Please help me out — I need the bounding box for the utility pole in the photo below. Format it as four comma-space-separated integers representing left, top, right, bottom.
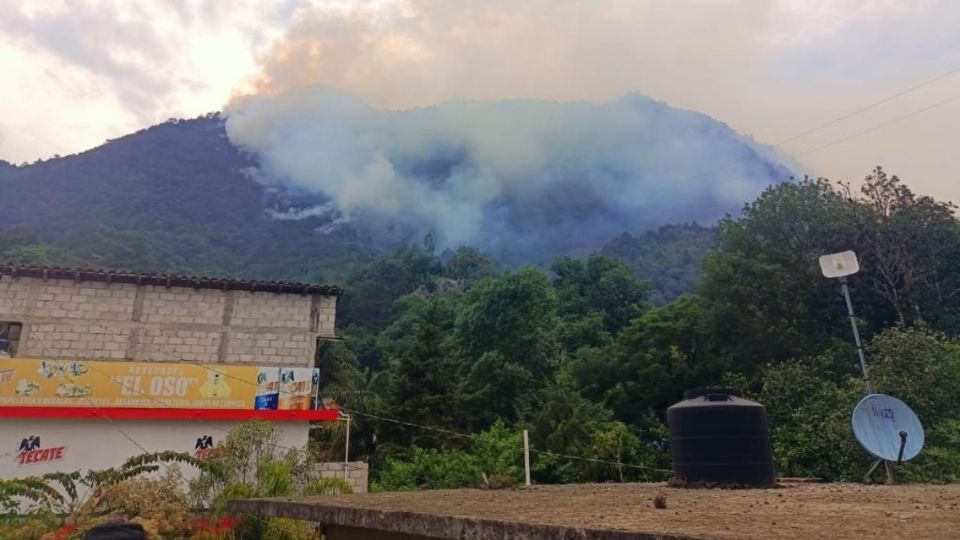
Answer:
840, 276, 874, 394
523, 429, 531, 487
819, 251, 873, 394
341, 413, 351, 470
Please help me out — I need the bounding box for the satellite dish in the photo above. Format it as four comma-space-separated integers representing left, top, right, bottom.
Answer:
819, 251, 860, 279
852, 394, 924, 463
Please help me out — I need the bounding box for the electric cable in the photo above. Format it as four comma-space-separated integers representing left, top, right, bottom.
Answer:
797, 92, 960, 156
779, 64, 960, 145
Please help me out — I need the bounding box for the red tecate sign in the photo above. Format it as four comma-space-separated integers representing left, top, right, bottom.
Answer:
17, 435, 65, 466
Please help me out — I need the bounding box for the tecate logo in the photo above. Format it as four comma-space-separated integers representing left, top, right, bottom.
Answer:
194, 435, 214, 459
17, 436, 65, 466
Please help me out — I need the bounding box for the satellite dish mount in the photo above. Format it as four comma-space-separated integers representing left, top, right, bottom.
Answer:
851, 393, 925, 484
820, 251, 926, 484
818, 251, 873, 394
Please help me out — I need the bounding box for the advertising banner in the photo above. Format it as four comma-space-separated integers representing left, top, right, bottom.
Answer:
254, 367, 281, 410
0, 358, 301, 410
278, 367, 314, 410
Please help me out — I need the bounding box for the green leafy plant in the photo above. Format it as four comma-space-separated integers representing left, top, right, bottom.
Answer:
189, 421, 352, 540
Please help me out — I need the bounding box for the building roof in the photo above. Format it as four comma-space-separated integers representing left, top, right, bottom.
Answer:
231, 482, 960, 540
0, 264, 342, 297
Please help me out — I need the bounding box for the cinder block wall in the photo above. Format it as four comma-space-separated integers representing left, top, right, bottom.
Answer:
310, 462, 369, 494
0, 276, 338, 366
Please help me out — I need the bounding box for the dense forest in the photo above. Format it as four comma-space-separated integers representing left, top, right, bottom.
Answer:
0, 115, 372, 281
2, 117, 958, 485
306, 168, 960, 487
0, 114, 720, 302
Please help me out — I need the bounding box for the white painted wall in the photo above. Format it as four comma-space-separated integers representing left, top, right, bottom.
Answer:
0, 419, 310, 482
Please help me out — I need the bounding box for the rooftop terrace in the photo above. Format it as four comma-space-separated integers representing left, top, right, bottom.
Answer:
231, 481, 960, 539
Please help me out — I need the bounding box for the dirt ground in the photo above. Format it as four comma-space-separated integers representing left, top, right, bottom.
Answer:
297, 481, 960, 539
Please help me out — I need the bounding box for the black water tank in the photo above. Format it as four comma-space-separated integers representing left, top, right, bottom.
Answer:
667, 388, 776, 487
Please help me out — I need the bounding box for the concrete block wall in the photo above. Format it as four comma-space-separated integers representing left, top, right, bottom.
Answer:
28, 321, 130, 360
226, 331, 312, 365
138, 328, 221, 363
309, 462, 369, 494
232, 292, 312, 330
0, 275, 338, 366
141, 286, 225, 326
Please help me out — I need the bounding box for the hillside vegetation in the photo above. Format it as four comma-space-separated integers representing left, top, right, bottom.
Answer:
2, 114, 957, 485
311, 169, 960, 486
0, 115, 716, 300
0, 115, 371, 282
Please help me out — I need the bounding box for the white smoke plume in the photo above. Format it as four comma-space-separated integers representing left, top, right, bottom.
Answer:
226, 86, 791, 260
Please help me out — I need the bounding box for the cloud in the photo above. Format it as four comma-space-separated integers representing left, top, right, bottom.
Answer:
0, 0, 302, 161
226, 86, 791, 260
0, 2, 179, 117
2, 0, 959, 204
244, 1, 775, 109
241, 0, 960, 202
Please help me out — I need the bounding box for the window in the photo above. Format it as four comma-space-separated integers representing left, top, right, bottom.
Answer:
0, 322, 21, 358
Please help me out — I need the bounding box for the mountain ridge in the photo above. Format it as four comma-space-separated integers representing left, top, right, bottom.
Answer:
0, 91, 792, 298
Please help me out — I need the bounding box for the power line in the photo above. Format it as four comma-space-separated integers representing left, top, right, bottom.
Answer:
73, 351, 329, 458
342, 407, 475, 440
797, 92, 960, 156
343, 407, 673, 474
28, 346, 671, 477
61, 344, 367, 470
779, 64, 960, 146
528, 448, 672, 475
45, 354, 175, 472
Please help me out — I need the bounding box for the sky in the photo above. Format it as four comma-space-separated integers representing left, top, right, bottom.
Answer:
1, 0, 958, 202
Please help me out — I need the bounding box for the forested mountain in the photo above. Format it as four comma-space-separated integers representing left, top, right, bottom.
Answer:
3, 111, 960, 486
0, 91, 791, 299
225, 89, 793, 264
0, 115, 373, 282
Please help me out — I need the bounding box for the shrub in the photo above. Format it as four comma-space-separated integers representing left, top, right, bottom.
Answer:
302, 478, 352, 496
263, 518, 314, 540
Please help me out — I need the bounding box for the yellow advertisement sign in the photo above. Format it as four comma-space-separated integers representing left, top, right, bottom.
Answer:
0, 358, 299, 410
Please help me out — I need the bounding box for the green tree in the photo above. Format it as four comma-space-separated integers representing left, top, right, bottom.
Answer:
456, 268, 560, 426
338, 246, 441, 332
551, 255, 650, 334
383, 295, 464, 449
867, 328, 960, 483
759, 356, 866, 480
571, 295, 714, 426
518, 366, 665, 484
869, 327, 960, 422
442, 246, 495, 282
599, 223, 718, 304
0, 228, 71, 266
698, 178, 861, 375
848, 167, 960, 330
372, 421, 522, 491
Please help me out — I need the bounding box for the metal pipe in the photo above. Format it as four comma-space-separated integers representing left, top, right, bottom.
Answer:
841, 277, 874, 394
897, 431, 908, 465
343, 413, 351, 466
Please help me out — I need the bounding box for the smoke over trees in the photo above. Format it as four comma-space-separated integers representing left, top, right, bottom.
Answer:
226, 86, 793, 262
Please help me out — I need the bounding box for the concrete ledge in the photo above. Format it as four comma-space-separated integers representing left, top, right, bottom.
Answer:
228, 482, 960, 540
229, 497, 691, 539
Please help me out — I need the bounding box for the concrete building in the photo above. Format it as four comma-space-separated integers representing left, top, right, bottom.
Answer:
0, 264, 339, 364
0, 264, 367, 492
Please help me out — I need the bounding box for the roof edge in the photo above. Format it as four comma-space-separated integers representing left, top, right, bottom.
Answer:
0, 264, 343, 297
